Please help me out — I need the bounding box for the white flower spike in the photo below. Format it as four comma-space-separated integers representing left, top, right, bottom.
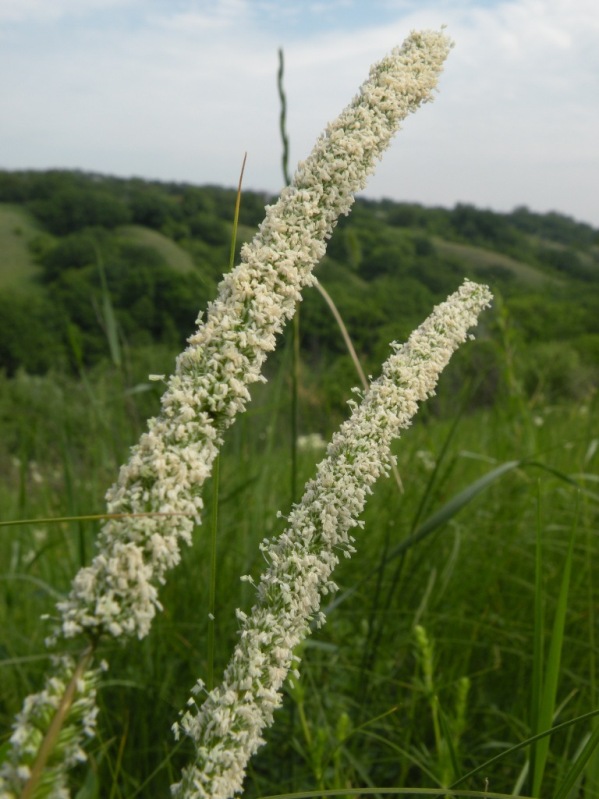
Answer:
56, 28, 453, 644
171, 279, 492, 799
2, 28, 455, 799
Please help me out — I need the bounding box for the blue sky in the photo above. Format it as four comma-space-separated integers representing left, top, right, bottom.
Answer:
1, 0, 598, 226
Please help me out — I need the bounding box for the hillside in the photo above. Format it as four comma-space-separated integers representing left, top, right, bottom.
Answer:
431, 237, 560, 287
0, 168, 598, 407
117, 225, 195, 275
0, 203, 44, 290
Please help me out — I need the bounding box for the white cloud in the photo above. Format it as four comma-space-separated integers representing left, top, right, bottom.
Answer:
0, 0, 134, 24
0, 0, 598, 225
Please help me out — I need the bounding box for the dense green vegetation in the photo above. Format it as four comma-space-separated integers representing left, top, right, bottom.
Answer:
1, 169, 598, 411
0, 169, 598, 798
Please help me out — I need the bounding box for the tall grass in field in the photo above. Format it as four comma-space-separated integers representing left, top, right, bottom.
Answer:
1, 25, 598, 799
2, 370, 598, 797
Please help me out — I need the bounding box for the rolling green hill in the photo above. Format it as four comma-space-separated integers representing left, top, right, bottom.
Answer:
0, 203, 44, 290
0, 169, 598, 405
117, 225, 195, 274
1, 173, 598, 799
432, 236, 560, 287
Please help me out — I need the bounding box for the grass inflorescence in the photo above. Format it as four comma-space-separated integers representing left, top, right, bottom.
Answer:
1, 26, 598, 799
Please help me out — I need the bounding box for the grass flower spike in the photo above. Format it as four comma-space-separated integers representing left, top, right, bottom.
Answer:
0, 653, 100, 799
171, 279, 493, 799
57, 28, 453, 643
2, 28, 453, 799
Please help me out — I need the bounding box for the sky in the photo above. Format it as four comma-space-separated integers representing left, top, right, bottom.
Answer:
1, 0, 599, 227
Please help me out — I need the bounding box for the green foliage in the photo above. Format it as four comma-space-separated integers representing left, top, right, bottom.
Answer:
538, 245, 597, 282
0, 290, 67, 375
117, 226, 195, 274
0, 273, 598, 797
39, 229, 105, 280
30, 186, 130, 235
510, 205, 599, 248
0, 203, 44, 289
1, 152, 598, 798
128, 183, 181, 230
1, 167, 599, 411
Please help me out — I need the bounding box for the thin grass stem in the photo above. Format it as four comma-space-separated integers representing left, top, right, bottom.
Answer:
19, 644, 95, 799
207, 455, 220, 692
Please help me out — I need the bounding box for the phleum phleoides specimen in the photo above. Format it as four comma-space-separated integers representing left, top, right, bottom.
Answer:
171, 280, 492, 799
56, 28, 454, 645
0, 29, 492, 799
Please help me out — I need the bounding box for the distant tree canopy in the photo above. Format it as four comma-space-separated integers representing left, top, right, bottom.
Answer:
0, 169, 598, 406
30, 187, 131, 235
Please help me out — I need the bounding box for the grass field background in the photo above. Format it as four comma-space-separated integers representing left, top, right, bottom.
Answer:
0, 204, 44, 290
0, 169, 598, 798
1, 329, 597, 798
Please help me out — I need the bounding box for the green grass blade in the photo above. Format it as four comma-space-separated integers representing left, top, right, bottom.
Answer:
389, 460, 521, 559
228, 152, 247, 271
276, 46, 300, 506
290, 309, 300, 506
437, 703, 461, 783
532, 511, 576, 797
258, 789, 539, 799
95, 247, 122, 369
552, 723, 599, 799
277, 48, 292, 187
451, 710, 599, 791
324, 460, 522, 615
207, 455, 220, 692
0, 573, 64, 601
583, 520, 599, 799
408, 401, 467, 534
0, 511, 191, 530
387, 460, 590, 569
528, 481, 545, 795
326, 458, 588, 618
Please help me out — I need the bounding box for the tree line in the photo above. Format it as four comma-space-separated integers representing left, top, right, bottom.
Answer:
1, 169, 598, 408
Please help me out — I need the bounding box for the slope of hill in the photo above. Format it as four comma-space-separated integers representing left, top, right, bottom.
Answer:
432, 237, 560, 287
0, 168, 597, 405
0, 203, 44, 290
117, 225, 195, 274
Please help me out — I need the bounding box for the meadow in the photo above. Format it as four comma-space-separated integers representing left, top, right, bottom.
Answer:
1, 337, 598, 798
1, 28, 599, 799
